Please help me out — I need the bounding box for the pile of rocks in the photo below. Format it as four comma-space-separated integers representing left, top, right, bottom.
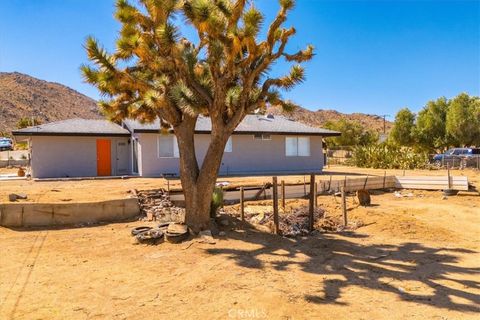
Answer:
135, 189, 185, 223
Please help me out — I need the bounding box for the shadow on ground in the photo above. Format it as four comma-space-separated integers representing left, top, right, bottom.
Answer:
206, 226, 480, 313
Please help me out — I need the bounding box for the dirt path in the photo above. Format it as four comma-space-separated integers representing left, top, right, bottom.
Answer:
1, 188, 479, 319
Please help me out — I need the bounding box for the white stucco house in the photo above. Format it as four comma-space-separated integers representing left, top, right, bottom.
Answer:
12, 114, 340, 179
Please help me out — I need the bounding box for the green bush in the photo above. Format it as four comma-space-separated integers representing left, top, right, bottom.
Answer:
350, 143, 429, 169
210, 186, 224, 218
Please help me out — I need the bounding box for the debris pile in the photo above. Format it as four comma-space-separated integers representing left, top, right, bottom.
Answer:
243, 206, 325, 237
135, 189, 185, 223
279, 206, 325, 236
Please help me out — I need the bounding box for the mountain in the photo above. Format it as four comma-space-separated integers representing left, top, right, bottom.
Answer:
0, 72, 392, 136
0, 72, 101, 134
266, 105, 392, 133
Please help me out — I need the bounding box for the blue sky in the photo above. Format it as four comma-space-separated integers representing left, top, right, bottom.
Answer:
0, 0, 479, 117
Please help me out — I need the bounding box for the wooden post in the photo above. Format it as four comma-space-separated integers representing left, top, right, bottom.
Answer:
314, 182, 318, 208
303, 176, 307, 196
309, 174, 315, 232
383, 171, 387, 189
281, 180, 286, 210
363, 175, 369, 190
240, 187, 245, 222
328, 175, 332, 191
447, 166, 451, 189
167, 179, 170, 196
272, 177, 280, 235
341, 186, 347, 226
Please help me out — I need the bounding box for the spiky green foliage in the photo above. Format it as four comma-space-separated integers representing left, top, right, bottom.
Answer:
82, 0, 314, 229
82, 0, 313, 128
350, 143, 429, 170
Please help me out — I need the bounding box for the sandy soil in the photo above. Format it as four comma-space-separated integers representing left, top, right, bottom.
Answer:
1, 166, 477, 203
1, 180, 479, 319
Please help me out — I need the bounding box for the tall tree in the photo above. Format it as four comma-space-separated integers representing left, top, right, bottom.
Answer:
446, 93, 480, 146
324, 119, 377, 147
82, 0, 313, 230
389, 108, 415, 146
414, 97, 448, 150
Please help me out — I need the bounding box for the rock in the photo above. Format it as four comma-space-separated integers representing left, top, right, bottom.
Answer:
8, 194, 17, 202
198, 230, 216, 244
146, 211, 155, 221
219, 218, 230, 226
208, 219, 220, 236
219, 231, 226, 236
17, 168, 25, 177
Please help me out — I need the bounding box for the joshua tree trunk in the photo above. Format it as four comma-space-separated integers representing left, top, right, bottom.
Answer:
175, 118, 229, 232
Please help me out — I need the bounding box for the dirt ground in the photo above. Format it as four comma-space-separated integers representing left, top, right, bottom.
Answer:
0, 168, 479, 319
1, 165, 478, 203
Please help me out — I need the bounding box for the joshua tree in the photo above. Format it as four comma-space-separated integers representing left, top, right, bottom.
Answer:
82, 0, 313, 231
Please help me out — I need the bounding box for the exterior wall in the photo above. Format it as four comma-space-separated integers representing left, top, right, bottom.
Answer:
30, 136, 131, 178
137, 133, 324, 177
0, 198, 140, 227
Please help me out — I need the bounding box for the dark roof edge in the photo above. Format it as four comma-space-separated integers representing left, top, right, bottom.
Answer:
11, 132, 131, 137
133, 129, 340, 137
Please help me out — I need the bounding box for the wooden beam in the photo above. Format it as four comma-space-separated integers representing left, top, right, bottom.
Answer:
309, 174, 315, 232
341, 186, 347, 226
272, 177, 280, 235
240, 186, 245, 222
281, 180, 286, 210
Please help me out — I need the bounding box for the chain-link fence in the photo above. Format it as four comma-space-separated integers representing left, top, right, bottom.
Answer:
430, 154, 480, 170
325, 147, 480, 170
325, 147, 354, 166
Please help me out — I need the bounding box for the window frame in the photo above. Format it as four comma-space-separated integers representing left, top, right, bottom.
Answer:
285, 136, 311, 157
253, 133, 272, 140
157, 135, 179, 158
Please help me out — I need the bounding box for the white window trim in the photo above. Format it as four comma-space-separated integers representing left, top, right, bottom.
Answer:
157, 135, 179, 158
285, 136, 311, 157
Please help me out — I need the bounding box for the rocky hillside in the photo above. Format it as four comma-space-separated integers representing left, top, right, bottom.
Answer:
0, 72, 101, 134
0, 72, 391, 135
267, 105, 392, 133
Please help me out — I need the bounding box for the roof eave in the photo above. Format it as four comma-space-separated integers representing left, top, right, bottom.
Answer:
11, 131, 131, 137
133, 129, 340, 136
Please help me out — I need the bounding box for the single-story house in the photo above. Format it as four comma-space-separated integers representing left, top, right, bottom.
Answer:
12, 114, 340, 178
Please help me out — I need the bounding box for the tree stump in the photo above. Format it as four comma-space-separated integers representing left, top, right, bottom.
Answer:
356, 190, 371, 206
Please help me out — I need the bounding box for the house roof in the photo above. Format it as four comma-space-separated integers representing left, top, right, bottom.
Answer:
12, 118, 131, 137
124, 114, 340, 137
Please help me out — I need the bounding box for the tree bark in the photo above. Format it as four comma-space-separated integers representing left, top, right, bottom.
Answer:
175, 118, 230, 232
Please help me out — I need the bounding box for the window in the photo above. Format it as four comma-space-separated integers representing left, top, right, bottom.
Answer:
132, 139, 139, 173
157, 135, 179, 158
225, 137, 232, 152
253, 133, 271, 140
285, 136, 310, 157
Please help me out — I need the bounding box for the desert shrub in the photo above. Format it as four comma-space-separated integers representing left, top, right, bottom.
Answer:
210, 187, 224, 218
350, 143, 429, 169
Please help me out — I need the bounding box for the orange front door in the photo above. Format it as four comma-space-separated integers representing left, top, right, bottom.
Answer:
96, 139, 111, 176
